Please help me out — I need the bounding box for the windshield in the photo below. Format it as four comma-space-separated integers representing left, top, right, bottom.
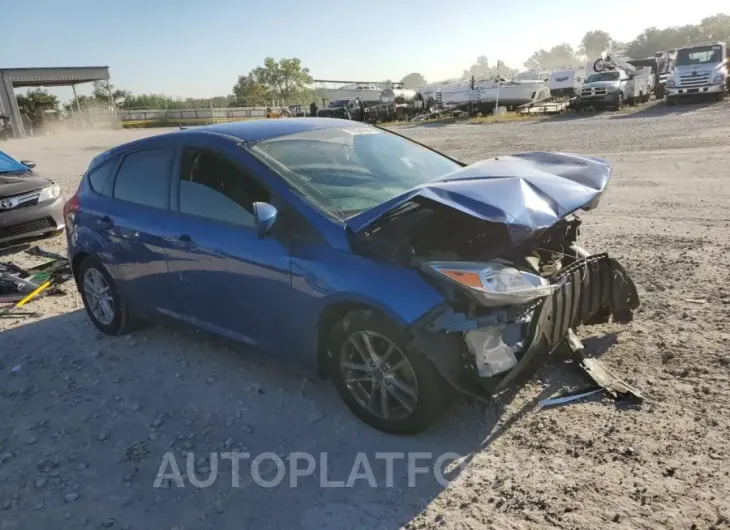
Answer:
0, 150, 29, 174
676, 45, 723, 66
586, 71, 620, 83
249, 126, 462, 217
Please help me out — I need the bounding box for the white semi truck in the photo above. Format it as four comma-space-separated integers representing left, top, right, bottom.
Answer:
665, 41, 728, 105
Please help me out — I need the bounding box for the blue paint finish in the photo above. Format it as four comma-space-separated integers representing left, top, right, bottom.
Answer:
207, 118, 358, 142
285, 240, 447, 362
162, 210, 292, 353
68, 120, 449, 370
68, 121, 606, 372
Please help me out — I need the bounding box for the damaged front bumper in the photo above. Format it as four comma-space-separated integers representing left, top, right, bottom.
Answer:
411, 253, 640, 398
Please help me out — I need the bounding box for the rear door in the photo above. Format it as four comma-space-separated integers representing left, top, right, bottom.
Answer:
102, 146, 176, 314
162, 143, 293, 354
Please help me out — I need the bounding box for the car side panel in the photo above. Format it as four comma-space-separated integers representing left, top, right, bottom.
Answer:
287, 240, 446, 366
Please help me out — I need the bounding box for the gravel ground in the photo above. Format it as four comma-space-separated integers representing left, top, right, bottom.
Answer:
1, 100, 730, 530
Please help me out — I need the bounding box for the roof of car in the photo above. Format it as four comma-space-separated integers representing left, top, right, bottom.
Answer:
88, 118, 364, 172
206, 117, 360, 142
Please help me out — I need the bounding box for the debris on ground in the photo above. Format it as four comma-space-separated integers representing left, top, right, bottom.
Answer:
0, 245, 72, 317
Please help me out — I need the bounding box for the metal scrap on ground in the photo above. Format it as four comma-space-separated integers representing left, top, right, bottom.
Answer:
0, 245, 72, 317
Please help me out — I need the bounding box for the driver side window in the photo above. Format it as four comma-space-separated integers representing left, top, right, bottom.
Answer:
178, 148, 270, 227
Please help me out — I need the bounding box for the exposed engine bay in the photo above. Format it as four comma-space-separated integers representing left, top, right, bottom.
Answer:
351, 196, 583, 276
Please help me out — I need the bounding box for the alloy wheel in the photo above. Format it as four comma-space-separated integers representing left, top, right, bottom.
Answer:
339, 330, 419, 421
83, 268, 115, 326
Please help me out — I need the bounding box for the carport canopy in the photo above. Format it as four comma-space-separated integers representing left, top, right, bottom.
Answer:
0, 66, 111, 137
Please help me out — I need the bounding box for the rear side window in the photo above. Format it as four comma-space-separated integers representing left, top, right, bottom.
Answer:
87, 161, 115, 195
113, 147, 174, 209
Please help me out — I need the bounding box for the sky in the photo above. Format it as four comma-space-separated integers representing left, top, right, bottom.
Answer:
1, 0, 727, 103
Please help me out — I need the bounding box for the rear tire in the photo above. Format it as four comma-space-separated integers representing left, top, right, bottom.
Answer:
328, 309, 451, 434
78, 256, 133, 335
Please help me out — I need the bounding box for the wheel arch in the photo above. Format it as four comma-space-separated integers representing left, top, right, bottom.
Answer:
315, 299, 413, 379
71, 251, 92, 284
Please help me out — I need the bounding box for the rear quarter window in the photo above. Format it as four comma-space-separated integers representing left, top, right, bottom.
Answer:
113, 147, 174, 209
87, 160, 116, 195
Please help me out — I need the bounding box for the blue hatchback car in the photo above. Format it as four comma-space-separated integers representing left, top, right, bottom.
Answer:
65, 119, 639, 433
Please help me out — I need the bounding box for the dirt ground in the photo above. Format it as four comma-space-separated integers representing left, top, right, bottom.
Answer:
2, 100, 730, 530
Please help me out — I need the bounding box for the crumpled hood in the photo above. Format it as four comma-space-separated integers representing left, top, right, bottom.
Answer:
346, 152, 612, 241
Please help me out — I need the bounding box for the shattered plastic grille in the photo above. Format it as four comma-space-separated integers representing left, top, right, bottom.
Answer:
547, 253, 613, 346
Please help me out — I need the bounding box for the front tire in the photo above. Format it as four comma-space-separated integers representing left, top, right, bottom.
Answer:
666, 96, 675, 106
78, 256, 133, 335
614, 92, 624, 111
328, 309, 450, 434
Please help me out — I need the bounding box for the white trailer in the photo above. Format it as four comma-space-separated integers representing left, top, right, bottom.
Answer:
548, 68, 586, 99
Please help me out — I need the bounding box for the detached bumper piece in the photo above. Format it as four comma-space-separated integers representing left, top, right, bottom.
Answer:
0, 245, 72, 318
489, 253, 640, 394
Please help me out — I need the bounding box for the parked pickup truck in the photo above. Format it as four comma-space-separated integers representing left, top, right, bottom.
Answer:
573, 64, 652, 111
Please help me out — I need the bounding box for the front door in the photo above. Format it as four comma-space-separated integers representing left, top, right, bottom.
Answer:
163, 144, 292, 354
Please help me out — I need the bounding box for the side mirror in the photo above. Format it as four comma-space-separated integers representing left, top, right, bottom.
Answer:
253, 202, 278, 238
21, 160, 36, 169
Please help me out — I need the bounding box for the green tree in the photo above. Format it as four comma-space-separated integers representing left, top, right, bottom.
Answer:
624, 14, 730, 58
63, 94, 94, 112
401, 72, 427, 89
122, 93, 183, 109
16, 89, 59, 116
248, 57, 313, 102
462, 55, 489, 79
699, 13, 730, 41
232, 75, 270, 106
460, 56, 517, 81
91, 80, 131, 107
579, 30, 613, 57
524, 43, 581, 70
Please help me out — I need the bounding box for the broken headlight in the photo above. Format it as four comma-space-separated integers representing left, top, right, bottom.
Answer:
425, 261, 557, 307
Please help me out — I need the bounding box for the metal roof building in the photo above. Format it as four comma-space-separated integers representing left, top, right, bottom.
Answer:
0, 66, 111, 138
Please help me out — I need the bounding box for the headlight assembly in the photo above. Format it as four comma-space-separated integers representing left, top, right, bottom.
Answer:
425, 261, 557, 307
666, 79, 676, 88
713, 75, 726, 84
38, 184, 61, 202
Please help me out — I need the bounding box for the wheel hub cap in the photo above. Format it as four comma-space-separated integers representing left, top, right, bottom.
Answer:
339, 330, 419, 421
83, 268, 115, 326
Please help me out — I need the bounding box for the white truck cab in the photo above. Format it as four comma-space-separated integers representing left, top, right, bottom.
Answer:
665, 42, 728, 105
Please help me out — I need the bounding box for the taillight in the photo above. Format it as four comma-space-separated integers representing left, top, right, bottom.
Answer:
63, 193, 80, 218
63, 193, 81, 234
